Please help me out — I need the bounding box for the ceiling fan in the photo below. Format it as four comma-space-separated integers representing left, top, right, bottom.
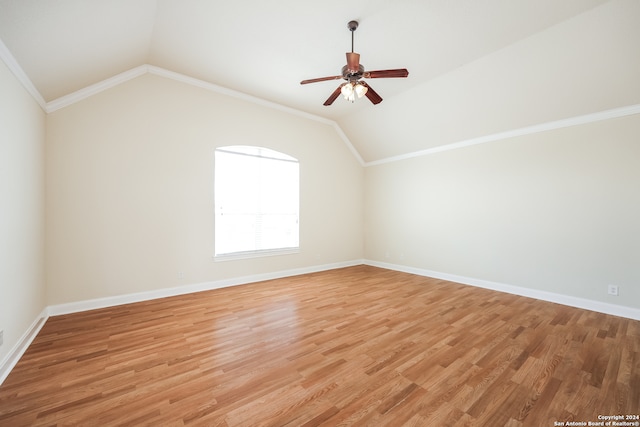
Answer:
300, 20, 409, 106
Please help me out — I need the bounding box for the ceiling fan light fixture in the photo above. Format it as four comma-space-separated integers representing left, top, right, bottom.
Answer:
341, 82, 367, 103
341, 82, 354, 101
355, 82, 368, 98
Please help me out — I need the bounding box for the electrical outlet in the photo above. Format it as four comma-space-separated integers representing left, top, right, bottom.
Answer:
607, 285, 619, 296
0, 330, 3, 346
178, 271, 185, 280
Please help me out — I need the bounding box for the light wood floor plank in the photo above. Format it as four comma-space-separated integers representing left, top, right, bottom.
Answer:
0, 265, 638, 426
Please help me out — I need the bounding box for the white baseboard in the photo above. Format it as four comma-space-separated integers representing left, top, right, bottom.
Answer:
5, 258, 636, 386
47, 259, 364, 316
0, 308, 49, 386
1, 260, 363, 385
364, 259, 640, 321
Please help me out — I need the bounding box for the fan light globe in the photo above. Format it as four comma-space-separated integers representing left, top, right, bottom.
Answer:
341, 82, 367, 103
341, 82, 354, 99
355, 83, 368, 98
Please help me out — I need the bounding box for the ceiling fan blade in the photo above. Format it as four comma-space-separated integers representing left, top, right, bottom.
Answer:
363, 68, 409, 79
300, 75, 343, 85
346, 52, 360, 72
360, 81, 382, 105
323, 85, 343, 106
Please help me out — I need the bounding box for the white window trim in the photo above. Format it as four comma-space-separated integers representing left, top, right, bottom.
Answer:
213, 145, 300, 260
213, 247, 300, 262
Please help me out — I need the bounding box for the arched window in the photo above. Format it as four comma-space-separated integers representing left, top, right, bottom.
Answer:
214, 146, 299, 258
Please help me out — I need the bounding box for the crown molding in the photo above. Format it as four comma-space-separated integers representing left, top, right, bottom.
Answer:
146, 66, 331, 125
0, 38, 46, 110
145, 66, 365, 167
42, 63, 339, 126
330, 121, 365, 165
4, 35, 636, 170
45, 65, 148, 113
39, 64, 365, 166
364, 103, 640, 167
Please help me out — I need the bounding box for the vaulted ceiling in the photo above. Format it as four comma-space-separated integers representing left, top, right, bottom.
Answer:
1, 0, 638, 163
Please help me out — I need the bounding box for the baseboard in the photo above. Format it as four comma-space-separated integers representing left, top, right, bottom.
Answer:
7, 258, 634, 387
1, 260, 363, 386
47, 259, 364, 316
364, 259, 640, 321
0, 308, 49, 386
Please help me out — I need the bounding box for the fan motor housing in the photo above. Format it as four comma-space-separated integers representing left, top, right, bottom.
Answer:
342, 64, 365, 81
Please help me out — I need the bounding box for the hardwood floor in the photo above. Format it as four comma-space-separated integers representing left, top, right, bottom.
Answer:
1, 265, 638, 426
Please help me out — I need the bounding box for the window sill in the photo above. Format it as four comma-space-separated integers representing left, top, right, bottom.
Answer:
213, 247, 300, 262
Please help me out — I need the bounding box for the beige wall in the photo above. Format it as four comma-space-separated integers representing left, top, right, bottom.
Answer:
0, 60, 46, 363
365, 114, 640, 309
45, 73, 364, 305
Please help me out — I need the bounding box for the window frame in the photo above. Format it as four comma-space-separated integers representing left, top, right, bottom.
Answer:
213, 145, 300, 261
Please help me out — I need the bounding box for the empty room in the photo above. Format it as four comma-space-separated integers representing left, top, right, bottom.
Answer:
1, 0, 639, 425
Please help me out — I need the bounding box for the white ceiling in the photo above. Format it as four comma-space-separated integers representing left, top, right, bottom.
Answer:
2, 0, 638, 163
